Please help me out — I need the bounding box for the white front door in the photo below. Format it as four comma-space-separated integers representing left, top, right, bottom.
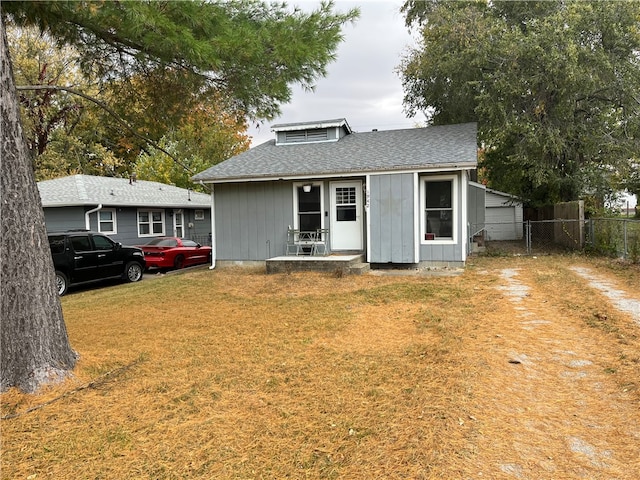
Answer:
330, 181, 363, 251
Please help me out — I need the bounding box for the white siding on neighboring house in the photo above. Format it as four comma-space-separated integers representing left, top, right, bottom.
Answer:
485, 189, 523, 241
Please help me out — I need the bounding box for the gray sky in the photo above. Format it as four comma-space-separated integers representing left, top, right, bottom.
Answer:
248, 1, 422, 146
246, 1, 637, 208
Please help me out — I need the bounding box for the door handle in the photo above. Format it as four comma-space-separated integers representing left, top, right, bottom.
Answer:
98, 254, 106, 258
74, 256, 83, 260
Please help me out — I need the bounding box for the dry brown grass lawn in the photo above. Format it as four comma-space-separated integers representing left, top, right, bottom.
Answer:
2, 255, 639, 479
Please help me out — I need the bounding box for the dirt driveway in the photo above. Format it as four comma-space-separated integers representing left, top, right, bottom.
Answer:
459, 257, 640, 479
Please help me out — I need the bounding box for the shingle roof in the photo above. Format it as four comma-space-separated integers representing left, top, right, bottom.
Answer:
38, 175, 210, 208
192, 122, 477, 183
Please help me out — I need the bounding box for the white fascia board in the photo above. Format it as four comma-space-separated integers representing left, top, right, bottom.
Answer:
275, 137, 340, 146
197, 163, 477, 185
271, 119, 351, 132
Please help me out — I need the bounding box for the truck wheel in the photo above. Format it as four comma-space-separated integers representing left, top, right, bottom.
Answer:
55, 271, 69, 296
125, 262, 143, 282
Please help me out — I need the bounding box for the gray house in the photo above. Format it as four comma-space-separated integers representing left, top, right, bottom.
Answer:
38, 175, 212, 246
192, 119, 481, 267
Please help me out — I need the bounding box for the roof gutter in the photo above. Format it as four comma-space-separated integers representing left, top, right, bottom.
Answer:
85, 204, 102, 230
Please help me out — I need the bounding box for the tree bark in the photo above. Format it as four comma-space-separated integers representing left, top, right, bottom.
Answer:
1, 16, 77, 393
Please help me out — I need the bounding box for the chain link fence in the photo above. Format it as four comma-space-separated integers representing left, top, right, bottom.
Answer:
190, 233, 212, 246
470, 218, 640, 262
586, 218, 640, 262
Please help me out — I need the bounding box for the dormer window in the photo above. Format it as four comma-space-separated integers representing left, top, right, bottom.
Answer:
273, 118, 352, 145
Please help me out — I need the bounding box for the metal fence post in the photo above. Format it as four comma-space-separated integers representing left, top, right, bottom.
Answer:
526, 220, 531, 254
623, 219, 628, 260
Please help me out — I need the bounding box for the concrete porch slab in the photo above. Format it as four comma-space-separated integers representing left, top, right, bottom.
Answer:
266, 254, 365, 274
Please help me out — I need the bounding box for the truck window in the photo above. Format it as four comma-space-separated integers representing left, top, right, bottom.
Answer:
49, 235, 66, 254
70, 235, 92, 252
92, 235, 114, 251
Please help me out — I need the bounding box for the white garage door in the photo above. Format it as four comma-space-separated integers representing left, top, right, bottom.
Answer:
486, 207, 522, 240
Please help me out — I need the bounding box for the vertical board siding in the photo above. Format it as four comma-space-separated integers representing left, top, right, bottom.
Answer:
238, 188, 250, 258
369, 173, 415, 263
468, 183, 486, 230
215, 182, 293, 260
254, 184, 267, 256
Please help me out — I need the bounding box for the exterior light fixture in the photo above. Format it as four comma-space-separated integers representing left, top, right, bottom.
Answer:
302, 183, 313, 193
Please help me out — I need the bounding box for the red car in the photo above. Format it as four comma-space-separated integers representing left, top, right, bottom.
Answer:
138, 237, 212, 270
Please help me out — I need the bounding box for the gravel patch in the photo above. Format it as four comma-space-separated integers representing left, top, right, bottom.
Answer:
567, 436, 612, 468
569, 266, 640, 324
497, 268, 530, 301
499, 463, 525, 478
567, 359, 593, 368
520, 319, 552, 330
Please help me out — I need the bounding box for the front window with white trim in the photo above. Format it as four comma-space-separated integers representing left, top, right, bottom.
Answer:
421, 176, 457, 243
138, 209, 165, 237
294, 183, 323, 231
98, 209, 117, 234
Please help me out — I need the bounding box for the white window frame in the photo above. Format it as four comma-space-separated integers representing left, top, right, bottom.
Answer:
97, 208, 117, 234
137, 209, 166, 237
292, 182, 325, 230
173, 209, 184, 238
420, 174, 458, 245
194, 209, 205, 221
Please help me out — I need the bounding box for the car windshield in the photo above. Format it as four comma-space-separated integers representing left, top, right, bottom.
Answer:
146, 238, 178, 247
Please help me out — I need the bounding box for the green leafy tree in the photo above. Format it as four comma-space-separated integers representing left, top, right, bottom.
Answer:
136, 103, 251, 190
1, 0, 358, 393
94, 68, 249, 170
7, 22, 129, 179
400, 0, 640, 208
7, 22, 84, 157
94, 68, 211, 169
620, 162, 640, 217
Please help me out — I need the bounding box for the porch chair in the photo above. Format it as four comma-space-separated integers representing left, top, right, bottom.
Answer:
312, 228, 329, 256
286, 226, 302, 255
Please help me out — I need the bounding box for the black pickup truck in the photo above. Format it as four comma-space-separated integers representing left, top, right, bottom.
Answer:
48, 231, 146, 295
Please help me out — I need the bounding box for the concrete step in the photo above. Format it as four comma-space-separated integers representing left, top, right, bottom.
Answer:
470, 242, 486, 254
348, 263, 371, 275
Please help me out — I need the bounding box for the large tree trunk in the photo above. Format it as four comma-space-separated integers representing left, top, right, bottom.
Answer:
1, 16, 77, 393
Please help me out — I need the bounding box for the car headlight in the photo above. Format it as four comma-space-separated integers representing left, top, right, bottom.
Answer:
133, 251, 144, 256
